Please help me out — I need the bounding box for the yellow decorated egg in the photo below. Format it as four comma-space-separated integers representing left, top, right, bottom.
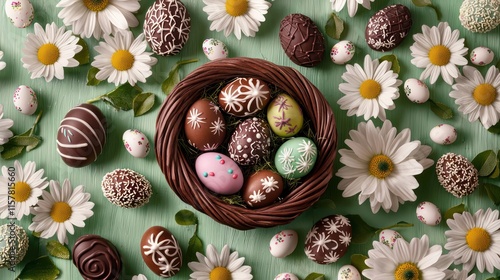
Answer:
266, 94, 303, 137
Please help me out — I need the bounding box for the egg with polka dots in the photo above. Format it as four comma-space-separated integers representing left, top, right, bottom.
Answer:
195, 152, 244, 195
228, 118, 271, 166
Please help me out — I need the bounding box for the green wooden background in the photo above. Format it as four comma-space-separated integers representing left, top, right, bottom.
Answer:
1, 0, 499, 279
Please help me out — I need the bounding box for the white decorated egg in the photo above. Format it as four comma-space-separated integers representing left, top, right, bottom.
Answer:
202, 38, 228, 61
338, 265, 361, 280
5, 0, 34, 28
330, 40, 355, 65
404, 78, 429, 103
122, 129, 150, 158
416, 201, 441, 226
269, 229, 298, 258
13, 85, 37, 115
379, 229, 403, 249
430, 124, 457, 145
274, 273, 299, 280
470, 46, 494, 66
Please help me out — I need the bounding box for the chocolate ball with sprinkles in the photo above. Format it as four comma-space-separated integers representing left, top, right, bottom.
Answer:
101, 169, 153, 208
436, 153, 479, 198
0, 224, 29, 268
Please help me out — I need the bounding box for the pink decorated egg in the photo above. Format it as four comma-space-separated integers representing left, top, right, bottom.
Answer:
195, 152, 244, 195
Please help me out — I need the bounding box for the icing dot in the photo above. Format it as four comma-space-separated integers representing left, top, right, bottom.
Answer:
256, 133, 261, 139
237, 145, 242, 150
216, 155, 222, 160
220, 159, 225, 164
228, 169, 233, 174
232, 174, 238, 179
247, 138, 252, 143
203, 172, 208, 177
243, 154, 248, 158
209, 172, 215, 176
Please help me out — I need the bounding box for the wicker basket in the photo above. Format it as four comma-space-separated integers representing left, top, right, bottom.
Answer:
155, 57, 337, 230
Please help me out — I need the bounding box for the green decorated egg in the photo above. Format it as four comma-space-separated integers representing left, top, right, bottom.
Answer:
275, 137, 317, 179
267, 94, 303, 137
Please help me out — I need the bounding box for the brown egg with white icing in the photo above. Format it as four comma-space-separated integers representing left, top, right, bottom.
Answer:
228, 118, 271, 165
243, 170, 284, 208
140, 226, 182, 278
219, 77, 271, 117
184, 99, 226, 151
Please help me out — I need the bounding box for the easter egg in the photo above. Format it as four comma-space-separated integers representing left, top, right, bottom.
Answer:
73, 235, 122, 280
219, 78, 271, 117
459, 0, 500, 33
122, 129, 150, 158
228, 118, 271, 165
305, 215, 351, 264
379, 229, 403, 249
365, 4, 412, 52
13, 85, 37, 115
430, 124, 457, 145
269, 229, 298, 258
338, 265, 361, 280
404, 78, 430, 103
275, 273, 299, 280
436, 153, 479, 197
267, 94, 303, 137
195, 152, 244, 195
330, 40, 355, 65
0, 224, 28, 268
184, 99, 226, 151
202, 38, 228, 60
416, 201, 442, 226
275, 137, 317, 179
243, 170, 284, 208
470, 46, 495, 66
140, 226, 182, 277
4, 0, 34, 28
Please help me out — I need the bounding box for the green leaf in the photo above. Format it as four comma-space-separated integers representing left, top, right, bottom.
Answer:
304, 273, 325, 280
101, 83, 143, 111
186, 233, 203, 263
16, 255, 60, 280
376, 221, 413, 235
351, 254, 369, 273
472, 150, 497, 177
86, 67, 101, 86
312, 199, 336, 210
345, 214, 377, 244
483, 183, 500, 206
8, 135, 40, 147
161, 59, 198, 95
32, 231, 41, 238
175, 209, 198, 226
490, 163, 500, 179
74, 37, 90, 65
1, 145, 25, 160
429, 99, 453, 120
133, 92, 155, 117
325, 12, 344, 40
411, 0, 441, 20
379, 54, 400, 74
46, 240, 70, 260
444, 203, 466, 220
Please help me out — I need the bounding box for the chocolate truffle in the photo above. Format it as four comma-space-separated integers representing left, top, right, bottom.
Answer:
101, 169, 153, 208
72, 234, 122, 280
184, 99, 226, 151
57, 103, 107, 168
143, 0, 191, 56
436, 153, 479, 198
228, 118, 272, 165
140, 226, 182, 277
365, 4, 412, 52
219, 78, 271, 117
279, 14, 325, 67
0, 224, 29, 268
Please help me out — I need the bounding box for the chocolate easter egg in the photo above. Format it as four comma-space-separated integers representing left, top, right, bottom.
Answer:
243, 170, 284, 208
143, 0, 191, 56
57, 103, 107, 168
279, 13, 325, 67
275, 137, 317, 179
184, 99, 226, 151
73, 235, 122, 280
267, 94, 304, 137
436, 153, 479, 198
304, 215, 352, 264
195, 152, 244, 195
228, 118, 271, 165
365, 4, 412, 52
141, 226, 182, 278
219, 78, 271, 117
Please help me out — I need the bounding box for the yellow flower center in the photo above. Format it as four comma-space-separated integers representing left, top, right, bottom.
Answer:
111, 50, 135, 71
394, 262, 421, 280
369, 154, 393, 179
209, 267, 232, 280
359, 79, 381, 99
473, 83, 497, 106
82, 0, 109, 12
37, 43, 60, 65
428, 45, 451, 66
225, 0, 249, 17
50, 202, 73, 223
466, 227, 491, 252
12, 182, 31, 202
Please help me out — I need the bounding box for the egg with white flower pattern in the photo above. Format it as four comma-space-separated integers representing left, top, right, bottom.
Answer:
140, 226, 182, 277
267, 94, 303, 137
274, 273, 299, 280
269, 229, 298, 258
416, 201, 441, 226
5, 0, 34, 28
219, 77, 271, 117
243, 170, 283, 208
274, 137, 317, 179
13, 85, 37, 115
338, 265, 361, 280
202, 38, 228, 60
184, 99, 226, 151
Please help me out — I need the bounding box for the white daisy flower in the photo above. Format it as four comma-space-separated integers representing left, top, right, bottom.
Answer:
330, 0, 374, 17
0, 161, 48, 220
444, 208, 500, 273
444, 269, 476, 280
21, 22, 82, 82
91, 30, 158, 86
29, 179, 94, 244
336, 120, 433, 213
450, 66, 500, 129
202, 0, 271, 40
56, 0, 140, 39
337, 54, 402, 121
364, 235, 453, 280
0, 104, 14, 145
0, 51, 6, 71
410, 22, 468, 85
132, 275, 147, 280
188, 244, 253, 280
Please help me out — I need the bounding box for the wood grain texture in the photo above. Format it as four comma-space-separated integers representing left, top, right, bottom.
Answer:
0, 0, 499, 279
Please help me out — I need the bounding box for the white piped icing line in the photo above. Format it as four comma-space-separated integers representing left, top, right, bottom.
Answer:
60, 125, 97, 159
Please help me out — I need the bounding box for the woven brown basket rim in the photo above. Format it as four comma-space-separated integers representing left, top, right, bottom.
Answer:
155, 57, 337, 230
